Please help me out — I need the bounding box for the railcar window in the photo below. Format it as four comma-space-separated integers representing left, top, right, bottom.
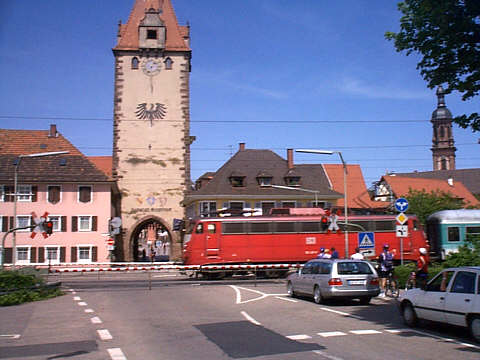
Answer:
275, 222, 296, 233
195, 223, 203, 234
374, 220, 395, 231
348, 221, 371, 232
207, 224, 216, 234
448, 226, 460, 242
250, 222, 271, 233
299, 222, 320, 233
466, 227, 480, 241
222, 222, 245, 234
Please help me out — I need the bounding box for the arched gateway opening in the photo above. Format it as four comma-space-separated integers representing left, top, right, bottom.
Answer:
130, 217, 171, 262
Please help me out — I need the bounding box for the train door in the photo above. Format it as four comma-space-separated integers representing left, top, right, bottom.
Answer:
205, 222, 221, 258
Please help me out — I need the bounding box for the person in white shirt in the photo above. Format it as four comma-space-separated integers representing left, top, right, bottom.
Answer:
350, 247, 364, 260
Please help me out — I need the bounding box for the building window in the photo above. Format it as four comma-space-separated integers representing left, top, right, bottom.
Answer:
17, 185, 32, 202
79, 216, 92, 231
257, 177, 272, 187
229, 202, 244, 215
78, 246, 92, 263
147, 29, 157, 39
78, 186, 92, 203
0, 185, 4, 202
48, 215, 61, 232
132, 57, 139, 69
200, 201, 217, 217
261, 202, 275, 216
16, 215, 31, 232
312, 201, 327, 208
164, 57, 173, 70
285, 176, 301, 186
16, 247, 30, 263
48, 185, 61, 204
230, 176, 245, 187
281, 201, 296, 208
45, 246, 60, 264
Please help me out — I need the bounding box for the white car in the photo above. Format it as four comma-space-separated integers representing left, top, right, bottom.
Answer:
399, 266, 480, 342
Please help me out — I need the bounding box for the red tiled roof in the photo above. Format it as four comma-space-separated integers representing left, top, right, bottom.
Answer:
88, 156, 113, 178
382, 175, 480, 207
115, 0, 190, 51
323, 164, 385, 209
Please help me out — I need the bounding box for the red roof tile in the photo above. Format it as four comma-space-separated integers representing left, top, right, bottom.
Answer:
88, 156, 113, 178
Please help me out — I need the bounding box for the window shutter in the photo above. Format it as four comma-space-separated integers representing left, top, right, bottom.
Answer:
79, 186, 91, 203
92, 216, 98, 231
61, 216, 67, 232
92, 246, 98, 262
71, 247, 77, 262
31, 186, 38, 202
71, 216, 78, 232
60, 247, 66, 262
9, 217, 14, 230
1, 217, 7, 232
38, 247, 45, 263
5, 186, 13, 202
4, 248, 12, 263
30, 247, 37, 263
48, 186, 60, 204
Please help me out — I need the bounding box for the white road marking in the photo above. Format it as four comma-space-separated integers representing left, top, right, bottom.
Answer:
317, 331, 347, 337
241, 311, 261, 325
97, 329, 113, 340
78, 302, 87, 306
85, 309, 94, 313
350, 329, 382, 335
229, 285, 288, 304
73, 296, 81, 301
320, 307, 362, 320
385, 329, 407, 334
91, 316, 103, 324
313, 350, 345, 360
0, 334, 20, 339
108, 348, 127, 360
286, 334, 311, 340
407, 328, 480, 349
275, 296, 298, 303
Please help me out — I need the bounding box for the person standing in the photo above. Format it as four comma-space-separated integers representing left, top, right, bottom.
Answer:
416, 247, 429, 288
331, 247, 339, 259
378, 244, 394, 297
351, 247, 364, 260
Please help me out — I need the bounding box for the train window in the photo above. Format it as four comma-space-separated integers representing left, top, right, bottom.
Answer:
222, 222, 245, 234
348, 221, 370, 232
466, 227, 480, 240
374, 220, 395, 231
275, 222, 296, 233
195, 223, 203, 234
448, 226, 460, 242
207, 224, 216, 234
250, 222, 271, 233
299, 222, 320, 233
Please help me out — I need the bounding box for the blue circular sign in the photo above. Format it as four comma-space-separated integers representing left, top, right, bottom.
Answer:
394, 198, 409, 212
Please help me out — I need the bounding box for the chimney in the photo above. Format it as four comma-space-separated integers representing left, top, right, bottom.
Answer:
287, 148, 293, 169
49, 124, 57, 138
447, 178, 454, 186
239, 143, 245, 151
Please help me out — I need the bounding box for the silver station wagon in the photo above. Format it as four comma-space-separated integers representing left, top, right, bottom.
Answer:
286, 259, 380, 304
399, 266, 480, 342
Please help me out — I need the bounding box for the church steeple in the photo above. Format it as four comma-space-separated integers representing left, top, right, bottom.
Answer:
431, 86, 456, 171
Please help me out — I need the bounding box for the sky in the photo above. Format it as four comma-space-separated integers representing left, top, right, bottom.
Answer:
0, 0, 478, 188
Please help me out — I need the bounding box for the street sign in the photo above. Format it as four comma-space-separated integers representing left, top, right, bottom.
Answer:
110, 217, 122, 228
396, 212, 408, 225
358, 232, 375, 249
107, 245, 115, 251
396, 225, 408, 237
394, 198, 409, 212
106, 238, 114, 246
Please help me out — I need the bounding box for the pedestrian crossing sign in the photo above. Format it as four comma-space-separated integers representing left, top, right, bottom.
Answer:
358, 232, 375, 248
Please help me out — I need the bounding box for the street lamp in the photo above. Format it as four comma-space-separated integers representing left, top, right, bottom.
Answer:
10, 151, 69, 269
296, 149, 349, 258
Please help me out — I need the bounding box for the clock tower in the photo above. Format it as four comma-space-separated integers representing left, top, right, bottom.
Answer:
112, 0, 193, 261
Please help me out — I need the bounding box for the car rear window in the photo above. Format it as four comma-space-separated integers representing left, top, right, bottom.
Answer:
337, 262, 373, 275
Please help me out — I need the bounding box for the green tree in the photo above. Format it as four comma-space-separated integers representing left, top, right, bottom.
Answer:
385, 0, 480, 131
443, 234, 480, 267
405, 188, 464, 225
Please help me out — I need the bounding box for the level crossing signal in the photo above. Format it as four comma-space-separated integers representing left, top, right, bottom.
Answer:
43, 221, 53, 235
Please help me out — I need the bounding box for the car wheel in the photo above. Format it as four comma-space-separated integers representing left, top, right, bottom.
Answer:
469, 316, 480, 343
359, 297, 371, 305
287, 281, 296, 298
313, 285, 323, 304
402, 302, 418, 327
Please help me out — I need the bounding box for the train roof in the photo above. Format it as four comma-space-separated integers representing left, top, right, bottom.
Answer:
427, 209, 480, 223
195, 214, 416, 223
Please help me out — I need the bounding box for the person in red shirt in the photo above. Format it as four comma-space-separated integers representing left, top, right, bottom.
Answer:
416, 247, 429, 288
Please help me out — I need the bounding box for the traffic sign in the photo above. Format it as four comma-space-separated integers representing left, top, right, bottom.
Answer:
394, 198, 409, 212
396, 212, 408, 225
110, 217, 122, 228
358, 232, 375, 249
396, 225, 408, 237
106, 238, 114, 246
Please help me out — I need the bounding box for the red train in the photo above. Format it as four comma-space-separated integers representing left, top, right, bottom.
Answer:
182, 210, 428, 277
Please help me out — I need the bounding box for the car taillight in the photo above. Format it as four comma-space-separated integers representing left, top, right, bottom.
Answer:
328, 278, 343, 286
370, 277, 379, 285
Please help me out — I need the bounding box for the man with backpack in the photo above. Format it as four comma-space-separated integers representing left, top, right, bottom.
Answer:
378, 244, 394, 297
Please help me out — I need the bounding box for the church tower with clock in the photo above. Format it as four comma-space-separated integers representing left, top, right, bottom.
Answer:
112, 0, 193, 261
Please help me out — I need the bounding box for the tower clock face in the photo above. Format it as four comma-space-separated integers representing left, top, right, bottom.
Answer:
142, 59, 161, 76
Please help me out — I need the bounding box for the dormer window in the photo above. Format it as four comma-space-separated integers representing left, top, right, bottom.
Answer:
230, 176, 245, 187
147, 29, 157, 40
256, 171, 273, 187
285, 176, 301, 186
